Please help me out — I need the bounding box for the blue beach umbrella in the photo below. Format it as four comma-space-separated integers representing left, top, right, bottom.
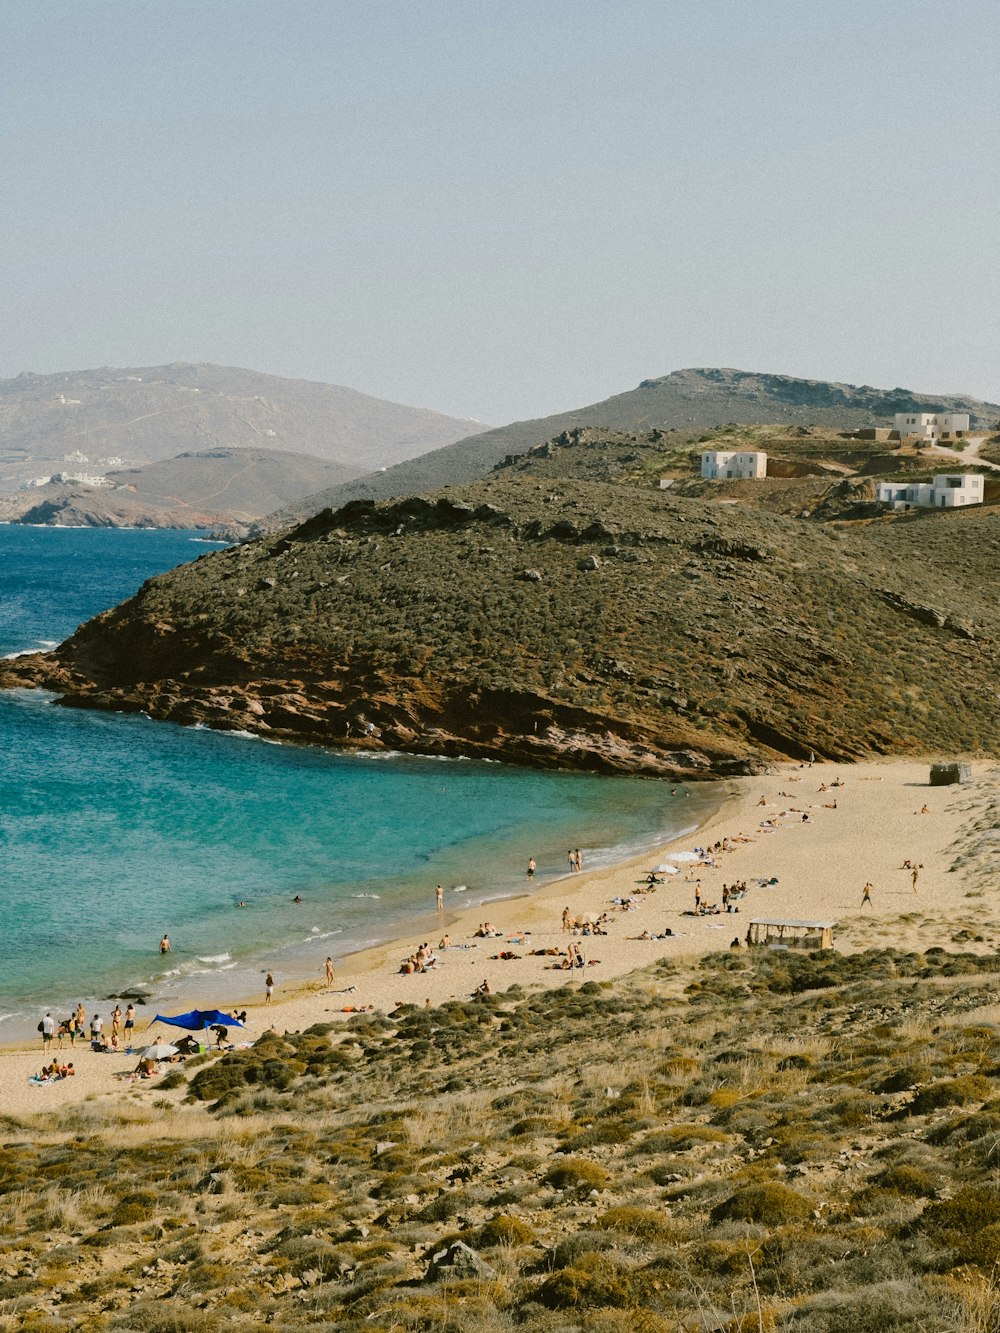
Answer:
150, 1009, 244, 1030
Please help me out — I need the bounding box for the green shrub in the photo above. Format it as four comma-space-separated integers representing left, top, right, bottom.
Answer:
595, 1206, 671, 1240
711, 1182, 813, 1226
905, 1074, 993, 1115
478, 1213, 535, 1247
920, 1187, 1000, 1266
543, 1158, 610, 1191
634, 1124, 729, 1154
874, 1063, 931, 1093
873, 1165, 937, 1198
536, 1251, 645, 1310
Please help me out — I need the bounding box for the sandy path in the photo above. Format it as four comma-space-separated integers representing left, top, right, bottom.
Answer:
3, 757, 994, 1119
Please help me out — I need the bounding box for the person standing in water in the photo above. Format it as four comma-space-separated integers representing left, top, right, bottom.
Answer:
436, 884, 444, 911
526, 858, 536, 879
264, 973, 274, 1004
160, 935, 171, 954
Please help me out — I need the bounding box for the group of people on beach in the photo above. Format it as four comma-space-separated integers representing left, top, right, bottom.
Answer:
33, 1060, 75, 1083
41, 1003, 136, 1052
399, 942, 440, 974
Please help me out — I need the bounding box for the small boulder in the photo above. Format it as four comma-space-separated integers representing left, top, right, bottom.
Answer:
577, 555, 601, 572
426, 1240, 496, 1282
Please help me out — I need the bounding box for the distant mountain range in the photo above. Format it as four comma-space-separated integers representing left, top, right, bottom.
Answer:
0, 361, 489, 528
0, 447, 365, 530
264, 367, 1000, 530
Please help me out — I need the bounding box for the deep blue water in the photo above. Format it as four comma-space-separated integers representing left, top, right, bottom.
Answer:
0, 526, 720, 1029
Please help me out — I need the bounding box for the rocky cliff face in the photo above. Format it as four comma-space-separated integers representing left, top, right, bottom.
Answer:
3, 431, 997, 778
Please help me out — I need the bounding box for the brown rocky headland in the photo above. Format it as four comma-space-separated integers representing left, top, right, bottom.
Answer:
3, 427, 997, 779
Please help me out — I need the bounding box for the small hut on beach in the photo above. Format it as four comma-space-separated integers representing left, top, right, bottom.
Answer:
746, 918, 836, 950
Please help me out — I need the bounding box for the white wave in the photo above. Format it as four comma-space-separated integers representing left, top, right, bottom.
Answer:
309, 929, 343, 939
452, 885, 468, 893
38, 639, 58, 648
196, 953, 232, 964
0, 1011, 25, 1025
352, 892, 381, 899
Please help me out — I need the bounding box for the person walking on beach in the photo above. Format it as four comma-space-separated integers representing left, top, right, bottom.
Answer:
40, 1013, 54, 1049
324, 956, 335, 987
911, 866, 919, 893
561, 907, 571, 933
124, 1004, 135, 1046
574, 849, 583, 872
264, 972, 274, 1005
568, 850, 575, 872
159, 934, 171, 954
111, 1005, 122, 1045
861, 882, 874, 909
436, 884, 444, 911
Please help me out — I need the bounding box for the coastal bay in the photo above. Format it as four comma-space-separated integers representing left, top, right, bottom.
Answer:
2, 755, 995, 1117
0, 527, 717, 1033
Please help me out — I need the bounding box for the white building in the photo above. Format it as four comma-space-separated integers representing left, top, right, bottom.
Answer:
893, 412, 969, 441
700, 450, 767, 480
876, 473, 985, 510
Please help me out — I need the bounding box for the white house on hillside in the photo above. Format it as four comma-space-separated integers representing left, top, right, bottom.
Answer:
876, 473, 984, 510
893, 412, 969, 441
700, 450, 767, 480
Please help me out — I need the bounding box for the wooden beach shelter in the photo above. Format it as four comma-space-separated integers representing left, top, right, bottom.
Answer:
746, 918, 836, 950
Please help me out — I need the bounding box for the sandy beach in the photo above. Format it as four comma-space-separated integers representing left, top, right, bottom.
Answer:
5, 756, 996, 1119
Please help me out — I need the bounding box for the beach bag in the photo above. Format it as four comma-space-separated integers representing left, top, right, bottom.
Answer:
37, 1022, 44, 1032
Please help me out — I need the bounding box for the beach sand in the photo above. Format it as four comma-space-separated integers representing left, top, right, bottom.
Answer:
5, 757, 996, 1119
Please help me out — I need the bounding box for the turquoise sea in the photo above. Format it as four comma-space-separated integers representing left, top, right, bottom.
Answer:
0, 526, 722, 1034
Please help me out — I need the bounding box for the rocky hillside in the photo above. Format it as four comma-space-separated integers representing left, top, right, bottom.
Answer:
3, 428, 997, 779
0, 447, 364, 532
0, 361, 488, 490
264, 367, 1000, 529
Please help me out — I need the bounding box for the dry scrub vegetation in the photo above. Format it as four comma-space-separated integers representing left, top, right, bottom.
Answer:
8, 948, 1000, 1329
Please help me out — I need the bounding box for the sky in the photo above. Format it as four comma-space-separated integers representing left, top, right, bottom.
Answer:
1, 0, 998, 425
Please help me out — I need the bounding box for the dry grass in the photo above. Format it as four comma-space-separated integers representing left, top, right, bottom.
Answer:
5, 949, 1000, 1328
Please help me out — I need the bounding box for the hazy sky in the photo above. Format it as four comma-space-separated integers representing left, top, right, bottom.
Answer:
2, 0, 997, 424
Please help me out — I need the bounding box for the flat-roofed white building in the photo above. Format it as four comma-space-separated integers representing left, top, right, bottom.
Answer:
700, 450, 767, 480
893, 412, 969, 441
877, 473, 984, 510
